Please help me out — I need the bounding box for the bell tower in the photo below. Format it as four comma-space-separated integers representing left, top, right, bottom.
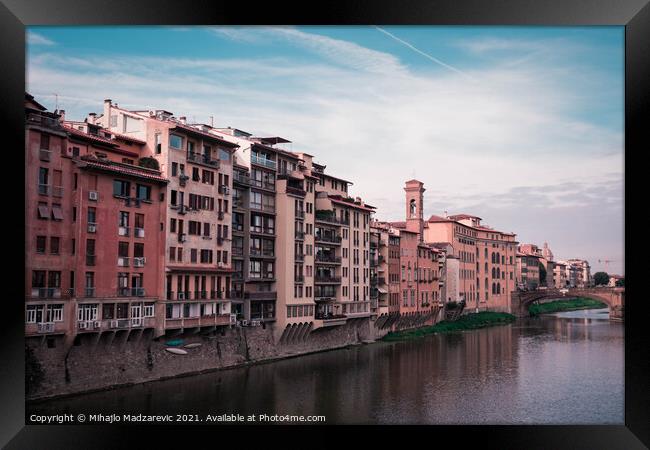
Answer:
404, 179, 425, 240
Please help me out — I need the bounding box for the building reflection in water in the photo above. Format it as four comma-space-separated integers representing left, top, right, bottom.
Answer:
30, 309, 622, 424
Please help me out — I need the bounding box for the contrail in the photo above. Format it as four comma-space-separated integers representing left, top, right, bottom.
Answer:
374, 26, 474, 80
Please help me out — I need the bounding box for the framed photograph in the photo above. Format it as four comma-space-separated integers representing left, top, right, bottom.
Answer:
2, 0, 646, 448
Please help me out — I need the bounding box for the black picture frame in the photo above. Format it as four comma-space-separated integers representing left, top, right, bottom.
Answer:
1, 0, 646, 448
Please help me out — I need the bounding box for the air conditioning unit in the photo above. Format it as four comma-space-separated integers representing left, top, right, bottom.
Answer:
88, 191, 99, 201
229, 314, 237, 325
93, 321, 102, 329
241, 320, 248, 327
251, 320, 261, 327
133, 257, 146, 267
218, 262, 226, 268
135, 228, 145, 238
78, 321, 87, 330
180, 234, 187, 242
88, 224, 97, 233
110, 320, 119, 328
177, 292, 186, 300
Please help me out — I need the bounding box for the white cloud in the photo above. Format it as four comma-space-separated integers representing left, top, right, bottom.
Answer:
26, 28, 624, 271
27, 31, 55, 46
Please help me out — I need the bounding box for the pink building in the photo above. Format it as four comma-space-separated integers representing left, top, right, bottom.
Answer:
26, 94, 167, 347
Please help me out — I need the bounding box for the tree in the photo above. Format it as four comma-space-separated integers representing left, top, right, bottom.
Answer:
615, 278, 624, 287
593, 271, 609, 286
138, 156, 160, 170
538, 262, 547, 284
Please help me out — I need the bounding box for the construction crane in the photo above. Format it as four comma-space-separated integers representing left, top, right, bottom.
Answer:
597, 259, 618, 270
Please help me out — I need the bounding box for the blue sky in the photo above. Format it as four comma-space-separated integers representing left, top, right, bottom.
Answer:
26, 26, 625, 275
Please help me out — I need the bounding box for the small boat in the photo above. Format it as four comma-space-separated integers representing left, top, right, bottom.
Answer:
165, 339, 184, 347
165, 347, 188, 355
184, 343, 202, 349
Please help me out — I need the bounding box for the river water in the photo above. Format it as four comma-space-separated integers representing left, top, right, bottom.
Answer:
29, 308, 623, 424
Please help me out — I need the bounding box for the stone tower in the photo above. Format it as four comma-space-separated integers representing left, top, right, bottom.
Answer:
404, 179, 425, 241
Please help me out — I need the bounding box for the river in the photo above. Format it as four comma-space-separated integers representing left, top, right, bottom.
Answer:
28, 308, 623, 424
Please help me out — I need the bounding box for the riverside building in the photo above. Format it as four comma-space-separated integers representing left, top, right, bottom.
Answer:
96, 100, 239, 334
25, 93, 168, 346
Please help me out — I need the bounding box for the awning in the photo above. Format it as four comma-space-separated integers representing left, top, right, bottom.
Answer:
51, 205, 64, 221
37, 204, 49, 219
377, 287, 388, 294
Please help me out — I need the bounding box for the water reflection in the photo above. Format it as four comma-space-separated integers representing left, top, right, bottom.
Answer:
30, 309, 623, 424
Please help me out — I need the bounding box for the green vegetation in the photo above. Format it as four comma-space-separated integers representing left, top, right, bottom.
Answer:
528, 297, 607, 316
382, 312, 516, 342
138, 156, 160, 170
593, 271, 610, 286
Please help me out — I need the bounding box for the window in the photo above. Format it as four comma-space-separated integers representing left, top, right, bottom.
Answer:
37, 203, 49, 220
51, 204, 63, 221
50, 237, 60, 254
171, 162, 178, 176
144, 303, 155, 317
113, 180, 130, 197
169, 134, 183, 149
135, 213, 144, 230
88, 207, 96, 225
36, 236, 46, 253
40, 134, 50, 150
136, 184, 151, 201
155, 133, 162, 153
118, 242, 129, 258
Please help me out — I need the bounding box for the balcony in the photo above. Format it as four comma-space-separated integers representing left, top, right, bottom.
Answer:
39, 149, 52, 161
315, 234, 342, 245
117, 287, 146, 297
294, 275, 305, 283
133, 257, 146, 268
210, 290, 231, 300
165, 314, 233, 330
295, 253, 305, 262
31, 287, 61, 299
295, 230, 305, 240
52, 186, 64, 197
232, 247, 244, 257
249, 248, 275, 258
244, 291, 277, 300
250, 226, 275, 236
315, 312, 346, 322
188, 152, 220, 168
134, 227, 145, 238
233, 173, 251, 185
287, 187, 306, 197
38, 184, 50, 195
315, 254, 341, 264
117, 257, 130, 267
315, 211, 349, 226
250, 203, 275, 213
118, 226, 130, 236
251, 154, 277, 169
315, 275, 341, 284
219, 185, 230, 195
233, 198, 245, 209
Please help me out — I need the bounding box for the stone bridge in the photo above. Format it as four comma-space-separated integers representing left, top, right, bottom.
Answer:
510, 287, 624, 320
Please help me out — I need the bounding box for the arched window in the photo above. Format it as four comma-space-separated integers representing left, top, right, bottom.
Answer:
476, 278, 480, 288
409, 199, 417, 218
496, 252, 500, 264
491, 252, 495, 263
497, 283, 501, 294
485, 262, 488, 273
497, 267, 500, 278
492, 283, 496, 294
485, 278, 488, 290
492, 267, 496, 278
484, 248, 488, 258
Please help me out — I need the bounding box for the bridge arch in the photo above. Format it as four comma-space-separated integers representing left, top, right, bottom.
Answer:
512, 288, 624, 320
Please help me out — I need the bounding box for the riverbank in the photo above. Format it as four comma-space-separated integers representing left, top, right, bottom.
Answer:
382, 312, 516, 342
528, 297, 607, 317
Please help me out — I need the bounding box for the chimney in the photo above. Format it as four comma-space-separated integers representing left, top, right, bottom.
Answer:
103, 99, 112, 126
58, 109, 65, 121
88, 112, 97, 124
179, 116, 187, 125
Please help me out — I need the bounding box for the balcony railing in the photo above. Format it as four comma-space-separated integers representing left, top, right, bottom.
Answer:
84, 287, 95, 297
315, 275, 341, 283
38, 184, 50, 195
118, 287, 146, 297
117, 257, 130, 267
315, 254, 341, 264
244, 291, 278, 300
39, 149, 52, 161
52, 186, 64, 197
251, 154, 277, 169
134, 227, 145, 238
188, 152, 220, 167
295, 253, 305, 262
250, 226, 275, 235
232, 247, 244, 256
233, 173, 251, 185
315, 211, 349, 225
31, 287, 61, 299
250, 248, 275, 258
315, 234, 342, 244
295, 230, 305, 240
250, 203, 275, 213
133, 257, 146, 268
294, 275, 305, 283
315, 313, 346, 321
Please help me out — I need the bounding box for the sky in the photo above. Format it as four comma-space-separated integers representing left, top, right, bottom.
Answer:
26, 26, 625, 275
